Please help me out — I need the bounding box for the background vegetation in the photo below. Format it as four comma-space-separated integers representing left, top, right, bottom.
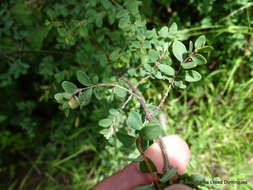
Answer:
0, 0, 252, 190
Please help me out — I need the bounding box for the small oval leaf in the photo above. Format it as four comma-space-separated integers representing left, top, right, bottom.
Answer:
62, 81, 78, 93
116, 132, 136, 148
185, 70, 202, 82
158, 64, 175, 76
99, 118, 113, 128
194, 35, 206, 49
139, 125, 164, 140
77, 71, 92, 86
160, 167, 178, 183
182, 61, 197, 69
197, 46, 213, 53
172, 41, 187, 62
128, 111, 143, 130
192, 54, 207, 65
78, 89, 92, 107
54, 93, 64, 103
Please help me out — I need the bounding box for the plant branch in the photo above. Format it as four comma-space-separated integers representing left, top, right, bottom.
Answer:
120, 76, 152, 122
151, 51, 197, 116
137, 137, 161, 190
73, 83, 141, 100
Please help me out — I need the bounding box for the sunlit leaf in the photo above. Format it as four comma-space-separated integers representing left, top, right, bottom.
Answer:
76, 71, 92, 86
62, 81, 78, 93
139, 125, 164, 140
194, 35, 206, 49
172, 41, 187, 62
185, 70, 202, 82
128, 111, 143, 130
158, 64, 175, 76
99, 118, 113, 128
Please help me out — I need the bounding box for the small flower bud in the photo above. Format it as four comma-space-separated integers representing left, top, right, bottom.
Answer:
68, 97, 79, 109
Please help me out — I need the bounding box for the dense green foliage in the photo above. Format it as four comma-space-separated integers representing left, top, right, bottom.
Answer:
0, 0, 252, 189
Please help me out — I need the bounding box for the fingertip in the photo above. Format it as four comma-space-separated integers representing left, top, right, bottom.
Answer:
144, 135, 190, 174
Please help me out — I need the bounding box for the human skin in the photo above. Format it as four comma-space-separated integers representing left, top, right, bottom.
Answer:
91, 135, 192, 190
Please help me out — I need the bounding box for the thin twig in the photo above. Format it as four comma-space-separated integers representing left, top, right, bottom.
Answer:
151, 51, 197, 116
74, 83, 140, 99
121, 94, 133, 110
137, 137, 161, 190
120, 76, 152, 122
219, 2, 253, 22
136, 54, 164, 87
157, 136, 173, 174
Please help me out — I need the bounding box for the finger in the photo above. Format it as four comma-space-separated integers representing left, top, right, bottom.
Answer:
91, 135, 190, 190
164, 184, 193, 190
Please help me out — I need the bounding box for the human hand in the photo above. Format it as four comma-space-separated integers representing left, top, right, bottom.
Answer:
91, 135, 192, 190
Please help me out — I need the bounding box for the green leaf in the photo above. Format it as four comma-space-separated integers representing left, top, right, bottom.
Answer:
134, 183, 155, 190
143, 63, 152, 72
115, 87, 127, 98
174, 80, 187, 89
197, 46, 213, 53
148, 49, 158, 62
145, 29, 157, 39
92, 76, 99, 84
189, 41, 193, 53
110, 48, 121, 61
100, 129, 111, 139
116, 9, 129, 18
182, 61, 197, 69
154, 71, 163, 79
94, 88, 102, 100
62, 92, 72, 99
109, 108, 119, 116
28, 26, 49, 49
116, 132, 135, 148
54, 93, 64, 103
99, 118, 113, 128
96, 15, 104, 27
119, 15, 131, 29
108, 9, 116, 24
158, 26, 169, 38
78, 89, 92, 107
101, 0, 113, 10
139, 125, 164, 140
142, 41, 151, 49
128, 111, 143, 130
172, 41, 187, 62
159, 167, 178, 183
185, 70, 202, 82
169, 22, 178, 33
76, 71, 92, 86
125, 0, 139, 14
62, 81, 78, 93
140, 157, 157, 173
192, 54, 207, 65
0, 115, 7, 123
194, 35, 206, 49
158, 64, 175, 76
